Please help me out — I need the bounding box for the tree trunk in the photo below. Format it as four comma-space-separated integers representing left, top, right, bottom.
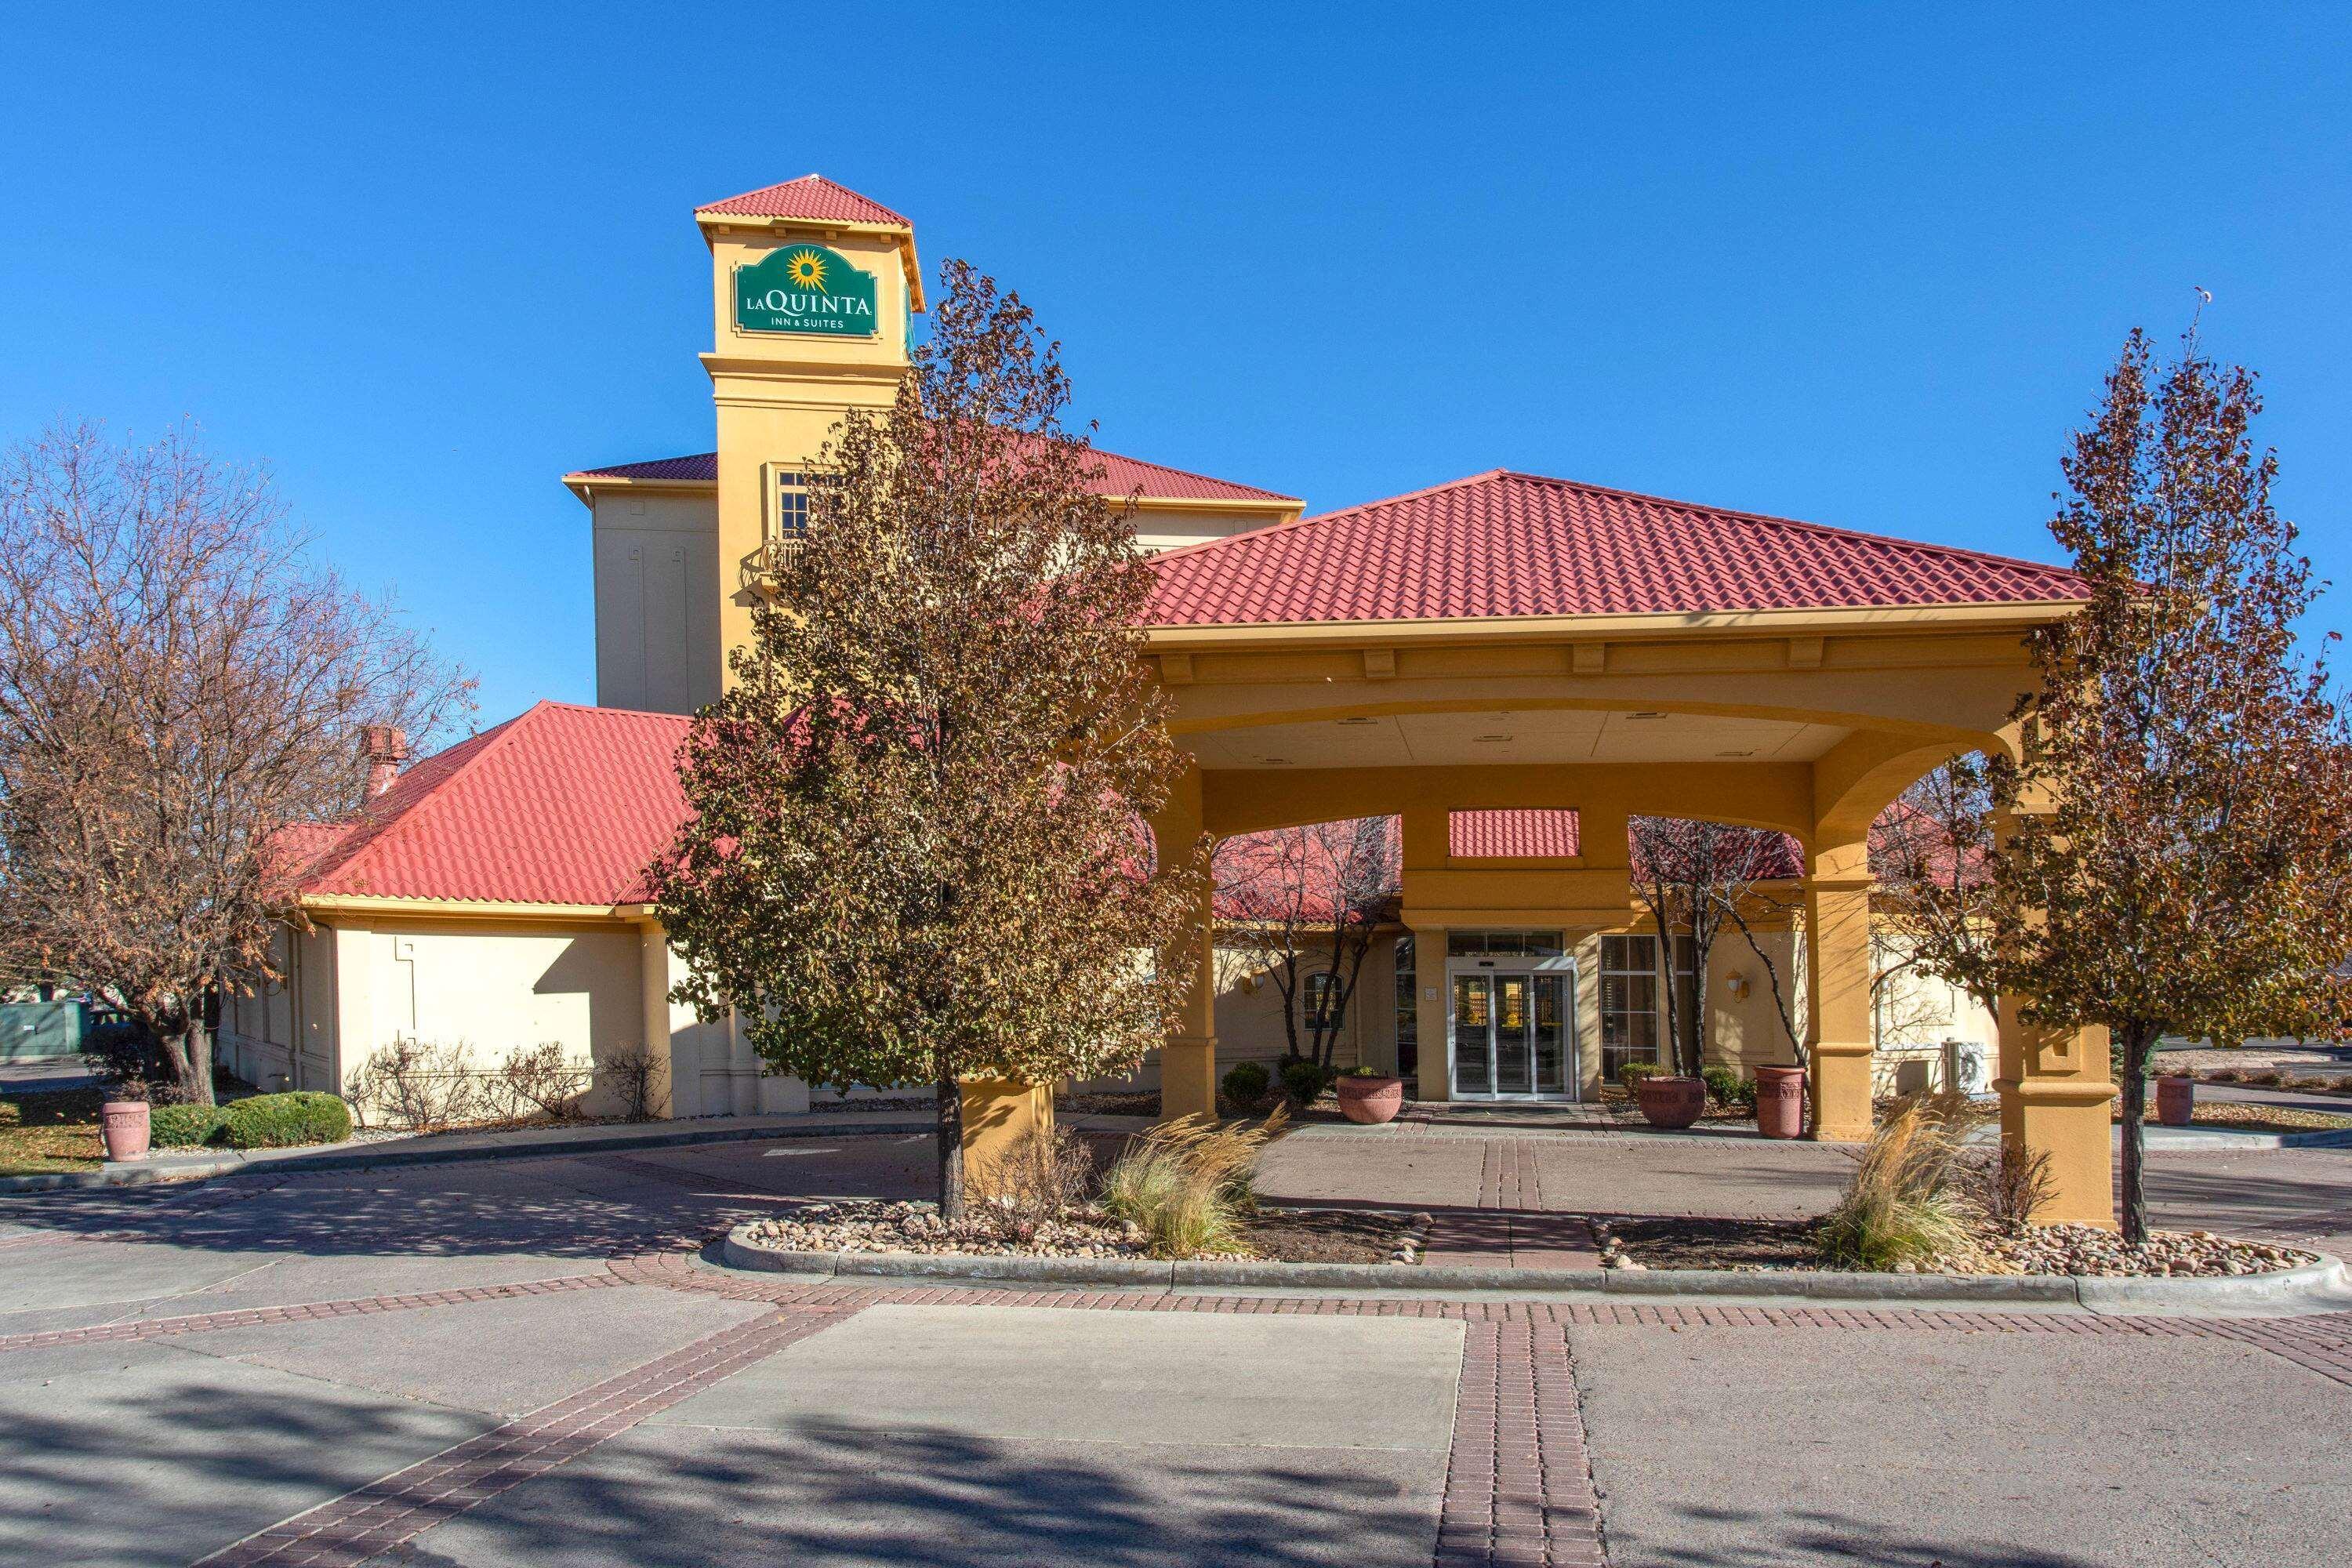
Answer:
2117, 1026, 2151, 1244
935, 1073, 965, 1221
151, 1010, 217, 1107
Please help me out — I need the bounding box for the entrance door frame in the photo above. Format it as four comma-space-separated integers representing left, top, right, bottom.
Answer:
1444, 952, 1578, 1102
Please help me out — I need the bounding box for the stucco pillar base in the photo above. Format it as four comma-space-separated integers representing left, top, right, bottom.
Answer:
960, 1076, 1054, 1171
1998, 1073, 2117, 1229
1808, 1040, 1875, 1142
1160, 1036, 1218, 1123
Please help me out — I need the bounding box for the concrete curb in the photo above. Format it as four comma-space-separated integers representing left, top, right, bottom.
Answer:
0, 1117, 938, 1196
718, 1223, 2352, 1316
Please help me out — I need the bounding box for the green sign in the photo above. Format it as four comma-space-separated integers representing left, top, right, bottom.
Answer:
732, 243, 880, 337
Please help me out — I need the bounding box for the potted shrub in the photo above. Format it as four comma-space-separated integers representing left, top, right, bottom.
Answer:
1621, 1062, 1704, 1129
2155, 1073, 2196, 1127
1334, 1065, 1405, 1124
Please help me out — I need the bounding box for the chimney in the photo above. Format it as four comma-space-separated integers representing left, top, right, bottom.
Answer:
361, 725, 408, 800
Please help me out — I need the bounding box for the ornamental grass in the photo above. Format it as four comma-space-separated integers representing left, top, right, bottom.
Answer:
1816, 1093, 1979, 1272
1100, 1105, 1288, 1258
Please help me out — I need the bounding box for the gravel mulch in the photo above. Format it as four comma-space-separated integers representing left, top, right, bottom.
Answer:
1593, 1214, 2315, 1279
1983, 1224, 2314, 1278
2124, 1103, 2352, 1133
740, 1200, 1424, 1264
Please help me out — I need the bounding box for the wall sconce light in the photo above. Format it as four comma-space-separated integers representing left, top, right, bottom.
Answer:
1726, 971, 1751, 1000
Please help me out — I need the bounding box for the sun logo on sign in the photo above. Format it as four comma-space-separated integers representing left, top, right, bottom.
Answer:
783, 249, 828, 292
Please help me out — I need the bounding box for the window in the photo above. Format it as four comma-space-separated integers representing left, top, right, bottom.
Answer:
1446, 930, 1566, 958
1393, 935, 1417, 1078
1599, 935, 1659, 1080
1602, 935, 1696, 1080
1303, 971, 1341, 1032
768, 467, 840, 542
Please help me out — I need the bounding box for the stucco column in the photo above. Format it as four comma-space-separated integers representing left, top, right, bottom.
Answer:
635, 923, 679, 1119
1411, 925, 1450, 1102
1802, 840, 1875, 1142
1150, 760, 1218, 1123
1991, 807, 2116, 1227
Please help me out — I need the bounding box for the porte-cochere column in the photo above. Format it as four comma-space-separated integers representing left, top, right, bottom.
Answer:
1992, 803, 2116, 1226
1149, 760, 1219, 1123
1802, 837, 1877, 1142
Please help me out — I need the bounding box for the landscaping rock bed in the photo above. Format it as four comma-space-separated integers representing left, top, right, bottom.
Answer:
738, 1200, 1424, 1264
1594, 1214, 2315, 1279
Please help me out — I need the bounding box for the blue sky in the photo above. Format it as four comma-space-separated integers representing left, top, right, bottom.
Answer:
4, 5, 2347, 722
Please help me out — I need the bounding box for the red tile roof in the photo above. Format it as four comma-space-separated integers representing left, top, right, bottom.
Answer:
1450, 809, 1581, 859
567, 445, 1300, 506
1146, 470, 2089, 626
696, 174, 909, 226
289, 702, 690, 908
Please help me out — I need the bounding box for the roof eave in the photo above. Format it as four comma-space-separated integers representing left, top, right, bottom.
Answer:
1143, 599, 2086, 652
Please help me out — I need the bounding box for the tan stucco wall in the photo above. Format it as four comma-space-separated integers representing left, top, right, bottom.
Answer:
592, 490, 723, 714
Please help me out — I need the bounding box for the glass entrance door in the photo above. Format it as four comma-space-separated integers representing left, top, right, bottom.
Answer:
1450, 967, 1574, 1101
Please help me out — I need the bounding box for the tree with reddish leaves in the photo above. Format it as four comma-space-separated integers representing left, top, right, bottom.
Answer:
1991, 328, 2352, 1241
0, 423, 474, 1103
649, 263, 1209, 1220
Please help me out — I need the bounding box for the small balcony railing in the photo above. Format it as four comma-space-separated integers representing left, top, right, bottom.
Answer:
737, 533, 804, 596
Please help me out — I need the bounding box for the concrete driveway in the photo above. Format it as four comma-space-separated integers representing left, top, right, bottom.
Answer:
0, 1127, 2346, 1566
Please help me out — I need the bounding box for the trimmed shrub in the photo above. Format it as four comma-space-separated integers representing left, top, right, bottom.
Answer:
1617, 1061, 1667, 1095
1700, 1066, 1755, 1109
149, 1104, 230, 1149
216, 1091, 353, 1150
1279, 1058, 1328, 1106
1221, 1061, 1271, 1106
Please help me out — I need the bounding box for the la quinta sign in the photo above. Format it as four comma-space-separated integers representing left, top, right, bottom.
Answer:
733, 244, 880, 337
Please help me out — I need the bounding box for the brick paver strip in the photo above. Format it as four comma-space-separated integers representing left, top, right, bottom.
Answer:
1436, 1315, 1606, 1566
0, 1272, 626, 1354
192, 1306, 853, 1567
610, 1240, 2352, 1392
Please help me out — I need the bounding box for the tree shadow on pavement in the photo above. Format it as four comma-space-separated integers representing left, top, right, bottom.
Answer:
1624, 1502, 2109, 1568
394, 1414, 1437, 1568
0, 1135, 937, 1263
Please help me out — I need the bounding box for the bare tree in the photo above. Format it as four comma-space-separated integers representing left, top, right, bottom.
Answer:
1628, 816, 1802, 1079
0, 422, 474, 1102
1213, 817, 1399, 1075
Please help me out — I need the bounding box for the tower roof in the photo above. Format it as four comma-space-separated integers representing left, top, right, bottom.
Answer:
696, 174, 909, 227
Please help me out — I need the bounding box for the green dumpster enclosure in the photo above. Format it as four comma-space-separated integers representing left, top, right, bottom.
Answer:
0, 1000, 89, 1060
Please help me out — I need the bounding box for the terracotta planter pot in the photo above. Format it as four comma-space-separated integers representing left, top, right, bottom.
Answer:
1634, 1075, 1707, 1130
100, 1099, 151, 1162
2155, 1074, 2196, 1127
1754, 1065, 1807, 1139
1336, 1074, 1405, 1125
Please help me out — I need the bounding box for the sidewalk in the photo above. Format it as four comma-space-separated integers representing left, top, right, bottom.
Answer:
1, 1107, 938, 1194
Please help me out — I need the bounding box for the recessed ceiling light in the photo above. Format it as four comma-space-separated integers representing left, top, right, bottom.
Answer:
1474, 735, 1515, 744
1626, 711, 1664, 720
